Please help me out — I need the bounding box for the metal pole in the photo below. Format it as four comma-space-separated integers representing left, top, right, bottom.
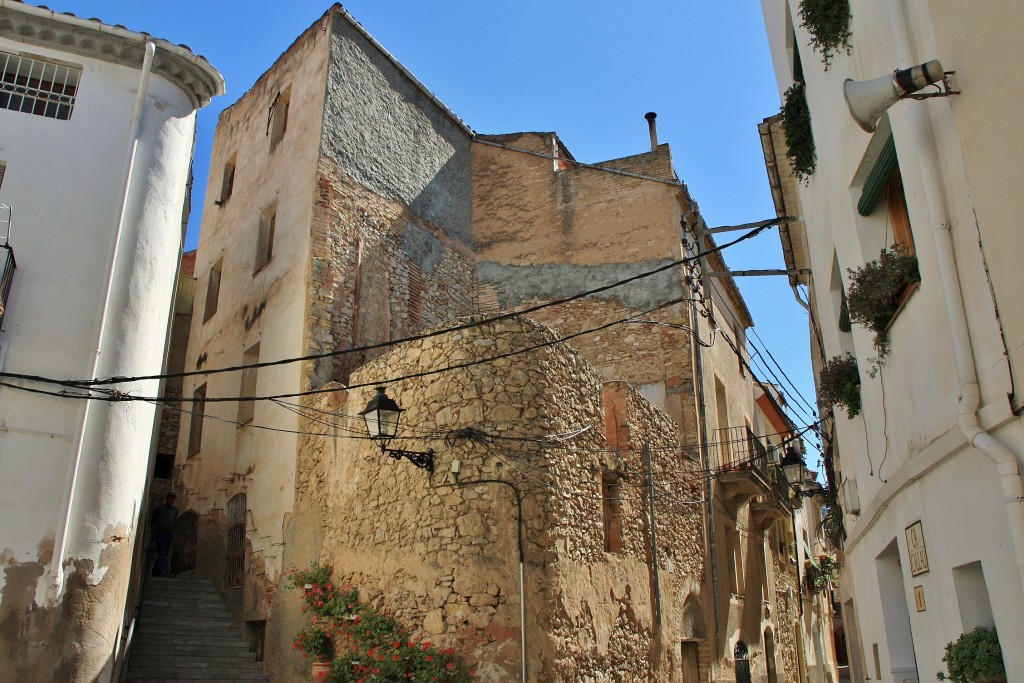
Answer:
645, 443, 662, 625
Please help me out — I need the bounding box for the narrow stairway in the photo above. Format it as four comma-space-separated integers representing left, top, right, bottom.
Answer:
124, 577, 270, 682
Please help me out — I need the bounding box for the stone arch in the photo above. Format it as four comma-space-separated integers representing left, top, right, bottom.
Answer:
681, 593, 706, 639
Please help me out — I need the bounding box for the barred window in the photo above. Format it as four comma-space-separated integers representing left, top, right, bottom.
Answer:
225, 493, 246, 588
0, 51, 81, 120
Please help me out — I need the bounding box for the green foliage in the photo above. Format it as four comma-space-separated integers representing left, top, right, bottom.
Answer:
937, 627, 1006, 683
288, 564, 475, 682
846, 244, 920, 372
295, 626, 334, 662
780, 83, 816, 183
818, 354, 861, 419
804, 553, 839, 592
798, 0, 852, 69
820, 494, 847, 550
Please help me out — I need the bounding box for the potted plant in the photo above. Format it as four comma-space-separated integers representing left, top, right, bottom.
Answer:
846, 244, 920, 373
804, 553, 839, 593
818, 354, 861, 419
798, 0, 852, 69
780, 82, 816, 183
937, 627, 1006, 683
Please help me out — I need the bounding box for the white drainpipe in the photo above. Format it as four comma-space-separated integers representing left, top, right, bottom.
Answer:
49, 41, 157, 598
883, 1, 1024, 595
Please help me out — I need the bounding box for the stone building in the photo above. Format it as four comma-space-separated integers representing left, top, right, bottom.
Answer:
760, 0, 1024, 680
170, 4, 801, 680
0, 3, 222, 681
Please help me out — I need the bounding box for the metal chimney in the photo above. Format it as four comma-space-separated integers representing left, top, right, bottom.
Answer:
645, 112, 658, 150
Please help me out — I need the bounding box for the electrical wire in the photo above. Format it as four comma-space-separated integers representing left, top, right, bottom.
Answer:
0, 219, 782, 395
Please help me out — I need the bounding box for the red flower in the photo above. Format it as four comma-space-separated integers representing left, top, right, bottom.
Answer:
447, 662, 455, 670
393, 655, 400, 661
426, 655, 433, 662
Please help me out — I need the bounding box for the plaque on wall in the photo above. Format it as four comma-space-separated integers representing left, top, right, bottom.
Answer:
905, 521, 929, 576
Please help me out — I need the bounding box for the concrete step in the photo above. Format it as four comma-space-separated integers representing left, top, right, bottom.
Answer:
126, 577, 268, 682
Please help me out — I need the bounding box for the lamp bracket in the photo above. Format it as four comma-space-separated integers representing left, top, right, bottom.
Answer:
382, 446, 435, 473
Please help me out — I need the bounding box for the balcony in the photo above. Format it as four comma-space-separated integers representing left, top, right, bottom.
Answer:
0, 204, 13, 330
712, 426, 792, 519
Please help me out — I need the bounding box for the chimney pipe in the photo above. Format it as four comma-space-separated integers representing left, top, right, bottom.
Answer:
645, 112, 658, 150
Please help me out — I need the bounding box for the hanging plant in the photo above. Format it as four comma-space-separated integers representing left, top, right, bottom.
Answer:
818, 354, 861, 419
779, 83, 816, 183
803, 553, 839, 593
819, 493, 847, 550
798, 0, 852, 69
937, 627, 1006, 683
846, 244, 920, 372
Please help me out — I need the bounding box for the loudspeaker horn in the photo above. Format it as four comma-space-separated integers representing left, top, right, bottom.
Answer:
843, 59, 945, 132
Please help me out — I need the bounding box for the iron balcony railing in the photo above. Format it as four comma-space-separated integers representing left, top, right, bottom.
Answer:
713, 425, 794, 509
1, 202, 12, 330
0, 243, 14, 330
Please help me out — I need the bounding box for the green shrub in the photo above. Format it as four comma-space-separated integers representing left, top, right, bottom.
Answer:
846, 244, 920, 371
798, 0, 852, 69
937, 627, 1006, 683
780, 83, 816, 183
818, 354, 861, 419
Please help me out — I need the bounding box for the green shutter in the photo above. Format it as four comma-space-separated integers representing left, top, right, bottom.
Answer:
857, 135, 898, 216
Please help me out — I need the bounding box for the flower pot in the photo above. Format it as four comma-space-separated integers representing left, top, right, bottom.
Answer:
311, 661, 331, 681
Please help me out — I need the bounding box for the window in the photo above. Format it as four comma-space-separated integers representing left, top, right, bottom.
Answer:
187, 383, 206, 456
203, 259, 222, 321
886, 166, 914, 254
602, 473, 622, 553
237, 343, 259, 425
254, 205, 276, 272
0, 162, 6, 189
0, 51, 81, 120
225, 493, 246, 588
218, 157, 235, 204
269, 88, 290, 148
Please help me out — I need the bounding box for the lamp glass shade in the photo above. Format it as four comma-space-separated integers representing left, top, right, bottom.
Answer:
780, 447, 806, 485
360, 387, 403, 440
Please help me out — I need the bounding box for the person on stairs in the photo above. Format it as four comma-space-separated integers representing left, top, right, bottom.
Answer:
151, 493, 178, 577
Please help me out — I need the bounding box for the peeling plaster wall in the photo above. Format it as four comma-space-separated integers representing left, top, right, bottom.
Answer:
0, 33, 211, 683
277, 316, 709, 682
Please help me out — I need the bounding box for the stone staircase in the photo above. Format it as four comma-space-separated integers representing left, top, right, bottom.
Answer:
124, 577, 270, 682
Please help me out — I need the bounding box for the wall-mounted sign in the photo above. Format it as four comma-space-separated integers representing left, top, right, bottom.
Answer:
905, 521, 929, 576
914, 585, 926, 612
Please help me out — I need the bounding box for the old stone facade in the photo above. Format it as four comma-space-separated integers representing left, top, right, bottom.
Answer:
281, 316, 706, 681
169, 5, 801, 681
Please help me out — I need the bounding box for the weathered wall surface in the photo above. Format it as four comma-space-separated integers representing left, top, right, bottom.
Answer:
321, 15, 473, 243
305, 154, 476, 388
471, 134, 699, 446
273, 316, 709, 681
176, 12, 330, 623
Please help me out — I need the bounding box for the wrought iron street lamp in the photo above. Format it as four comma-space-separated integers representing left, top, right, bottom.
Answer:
359, 386, 434, 473
780, 447, 827, 499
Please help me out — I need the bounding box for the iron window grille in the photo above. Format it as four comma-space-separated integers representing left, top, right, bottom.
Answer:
0, 51, 81, 120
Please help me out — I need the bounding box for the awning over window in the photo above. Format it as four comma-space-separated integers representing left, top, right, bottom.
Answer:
857, 135, 898, 216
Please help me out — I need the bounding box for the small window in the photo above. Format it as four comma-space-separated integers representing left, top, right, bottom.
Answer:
0, 51, 81, 120
187, 383, 206, 456
225, 493, 247, 588
0, 162, 6, 189
255, 205, 276, 272
237, 343, 259, 425
203, 259, 222, 322
602, 473, 623, 553
218, 157, 235, 204
269, 89, 290, 149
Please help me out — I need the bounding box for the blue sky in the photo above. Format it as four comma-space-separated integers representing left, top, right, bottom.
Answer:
65, 1, 821, 456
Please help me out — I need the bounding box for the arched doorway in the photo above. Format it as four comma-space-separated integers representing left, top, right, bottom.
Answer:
734, 641, 751, 683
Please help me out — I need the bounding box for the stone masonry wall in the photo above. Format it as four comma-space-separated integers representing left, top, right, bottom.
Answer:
306, 154, 476, 388
277, 316, 710, 682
